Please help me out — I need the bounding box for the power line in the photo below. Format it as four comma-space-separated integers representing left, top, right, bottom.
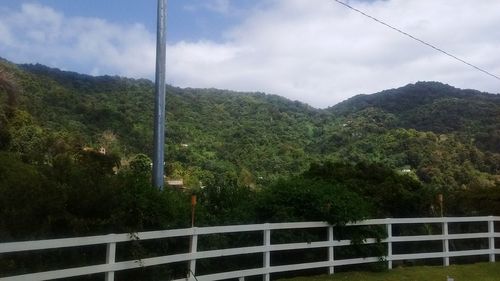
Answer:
332, 0, 500, 81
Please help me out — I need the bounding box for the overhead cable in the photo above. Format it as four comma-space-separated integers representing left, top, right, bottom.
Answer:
332, 0, 500, 81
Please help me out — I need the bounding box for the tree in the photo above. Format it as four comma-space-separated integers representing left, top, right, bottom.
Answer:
257, 177, 370, 225
303, 162, 433, 218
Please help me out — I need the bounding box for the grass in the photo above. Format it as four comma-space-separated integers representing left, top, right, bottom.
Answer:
282, 262, 500, 281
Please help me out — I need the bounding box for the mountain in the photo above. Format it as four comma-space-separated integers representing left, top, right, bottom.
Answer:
329, 82, 500, 152
330, 81, 499, 115
1, 60, 322, 186
0, 59, 499, 190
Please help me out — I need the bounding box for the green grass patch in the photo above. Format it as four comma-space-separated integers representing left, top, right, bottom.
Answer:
281, 262, 500, 281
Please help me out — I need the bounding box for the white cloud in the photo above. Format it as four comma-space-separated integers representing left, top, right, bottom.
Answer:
167, 0, 500, 107
205, 0, 231, 14
0, 22, 13, 46
183, 0, 233, 15
0, 1, 499, 107
0, 3, 156, 78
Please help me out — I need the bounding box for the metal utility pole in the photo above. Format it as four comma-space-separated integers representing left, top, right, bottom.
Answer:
153, 0, 167, 189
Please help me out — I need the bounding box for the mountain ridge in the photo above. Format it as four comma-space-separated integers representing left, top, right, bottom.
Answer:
1, 59, 498, 189
18, 61, 499, 110
329, 81, 499, 114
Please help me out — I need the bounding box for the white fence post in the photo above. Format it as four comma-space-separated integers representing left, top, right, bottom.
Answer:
105, 242, 116, 281
443, 219, 450, 266
263, 226, 271, 281
189, 229, 198, 281
386, 222, 392, 269
328, 226, 334, 274
488, 216, 495, 262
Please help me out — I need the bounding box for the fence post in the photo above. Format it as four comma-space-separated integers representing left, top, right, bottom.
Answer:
189, 229, 198, 281
442, 219, 450, 266
386, 221, 392, 270
488, 216, 496, 262
105, 241, 116, 281
263, 226, 271, 281
328, 225, 335, 274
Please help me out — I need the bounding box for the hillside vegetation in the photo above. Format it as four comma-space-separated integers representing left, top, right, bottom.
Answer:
0, 58, 499, 240
2, 61, 498, 188
1, 58, 500, 280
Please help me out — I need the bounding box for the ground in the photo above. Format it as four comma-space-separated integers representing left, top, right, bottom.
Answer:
282, 262, 500, 281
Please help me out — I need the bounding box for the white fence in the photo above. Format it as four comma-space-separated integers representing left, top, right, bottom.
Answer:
1, 216, 499, 281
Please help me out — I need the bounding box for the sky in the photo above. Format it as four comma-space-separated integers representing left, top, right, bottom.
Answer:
0, 0, 499, 108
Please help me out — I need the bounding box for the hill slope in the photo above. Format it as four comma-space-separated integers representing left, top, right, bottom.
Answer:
329, 81, 500, 152
2, 61, 322, 186
1, 60, 499, 190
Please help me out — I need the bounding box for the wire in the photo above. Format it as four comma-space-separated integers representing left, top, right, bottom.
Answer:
332, 0, 500, 81
188, 268, 200, 281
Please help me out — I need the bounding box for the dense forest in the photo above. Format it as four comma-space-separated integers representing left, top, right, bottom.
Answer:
0, 57, 499, 245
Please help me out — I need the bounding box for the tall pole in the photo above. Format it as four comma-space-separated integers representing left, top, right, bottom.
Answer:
153, 0, 167, 189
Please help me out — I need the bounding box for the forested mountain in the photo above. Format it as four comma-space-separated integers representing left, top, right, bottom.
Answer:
1, 57, 500, 251
2, 60, 323, 187
320, 82, 500, 188
1, 59, 499, 192
330, 82, 500, 152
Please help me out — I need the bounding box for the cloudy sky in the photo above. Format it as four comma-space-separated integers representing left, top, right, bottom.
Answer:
0, 0, 499, 107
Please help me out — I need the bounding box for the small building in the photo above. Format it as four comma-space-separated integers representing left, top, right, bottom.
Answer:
167, 179, 184, 190
400, 165, 412, 173
99, 147, 106, 155
82, 146, 106, 155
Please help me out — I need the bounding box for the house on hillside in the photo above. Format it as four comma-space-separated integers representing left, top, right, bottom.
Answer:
167, 179, 185, 190
82, 146, 107, 155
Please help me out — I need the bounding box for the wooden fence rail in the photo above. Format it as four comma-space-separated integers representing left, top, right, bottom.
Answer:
1, 216, 498, 281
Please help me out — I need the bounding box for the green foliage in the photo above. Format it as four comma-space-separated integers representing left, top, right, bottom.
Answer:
447, 184, 500, 216
0, 152, 64, 239
303, 162, 434, 218
112, 172, 190, 231
257, 177, 370, 225
196, 184, 258, 226
1, 60, 498, 193
1, 59, 500, 280
0, 58, 499, 240
129, 153, 152, 178
0, 153, 191, 240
